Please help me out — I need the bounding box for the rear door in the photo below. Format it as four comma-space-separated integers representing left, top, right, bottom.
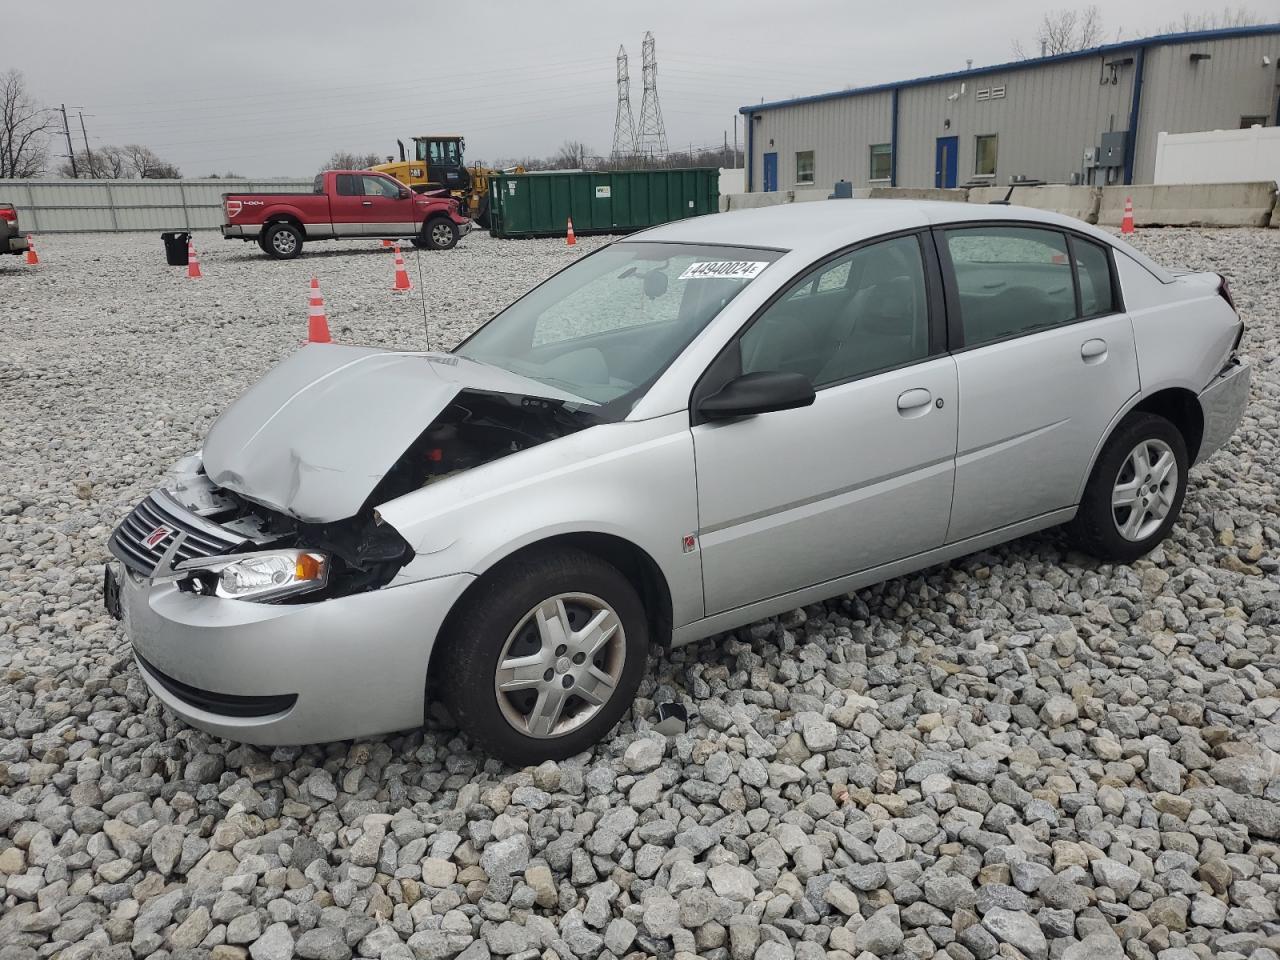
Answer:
327, 173, 367, 237
940, 223, 1138, 543
357, 174, 417, 237
692, 232, 958, 614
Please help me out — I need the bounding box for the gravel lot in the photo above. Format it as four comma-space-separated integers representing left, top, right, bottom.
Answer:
1, 226, 1278, 960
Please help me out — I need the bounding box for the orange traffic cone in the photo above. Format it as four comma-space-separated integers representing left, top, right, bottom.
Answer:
1121, 196, 1134, 235
307, 277, 331, 344
24, 235, 38, 265
381, 239, 393, 248
566, 217, 576, 246
391, 244, 411, 292
187, 241, 203, 278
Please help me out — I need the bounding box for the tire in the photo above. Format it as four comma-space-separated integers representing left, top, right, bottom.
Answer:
263, 222, 303, 260
437, 546, 649, 763
257, 234, 272, 255
422, 217, 459, 251
1068, 411, 1188, 564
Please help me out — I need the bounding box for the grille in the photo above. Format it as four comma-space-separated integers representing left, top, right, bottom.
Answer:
109, 489, 247, 577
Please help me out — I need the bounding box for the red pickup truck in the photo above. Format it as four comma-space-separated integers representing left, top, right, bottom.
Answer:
222, 170, 471, 260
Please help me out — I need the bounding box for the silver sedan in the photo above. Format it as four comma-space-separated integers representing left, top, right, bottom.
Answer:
106, 200, 1250, 762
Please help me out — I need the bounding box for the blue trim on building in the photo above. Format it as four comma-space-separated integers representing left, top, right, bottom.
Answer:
1123, 47, 1147, 186
738, 23, 1280, 116
890, 88, 899, 187
745, 116, 754, 192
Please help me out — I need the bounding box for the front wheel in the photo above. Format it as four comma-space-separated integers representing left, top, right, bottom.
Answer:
1068, 411, 1188, 564
421, 217, 459, 251
437, 547, 649, 763
263, 222, 303, 260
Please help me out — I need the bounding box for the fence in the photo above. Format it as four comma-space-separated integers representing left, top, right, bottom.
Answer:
0, 178, 313, 233
1154, 126, 1280, 186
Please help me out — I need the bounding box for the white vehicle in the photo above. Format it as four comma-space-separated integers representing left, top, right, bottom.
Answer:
106, 200, 1249, 762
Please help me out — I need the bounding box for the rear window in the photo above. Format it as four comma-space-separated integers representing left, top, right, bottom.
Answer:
312, 175, 324, 194
1071, 236, 1115, 317
944, 226, 1075, 346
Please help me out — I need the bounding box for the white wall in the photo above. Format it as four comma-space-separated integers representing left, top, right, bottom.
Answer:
1154, 126, 1280, 185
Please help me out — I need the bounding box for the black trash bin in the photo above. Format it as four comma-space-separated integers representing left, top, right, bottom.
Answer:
161, 231, 191, 266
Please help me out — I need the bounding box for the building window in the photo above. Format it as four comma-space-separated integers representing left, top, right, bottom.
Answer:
869, 143, 892, 181
974, 135, 998, 177
796, 150, 815, 185
1240, 116, 1267, 128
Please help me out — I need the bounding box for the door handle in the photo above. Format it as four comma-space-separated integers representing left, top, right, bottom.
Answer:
1081, 338, 1108, 363
897, 388, 933, 418
361, 200, 374, 206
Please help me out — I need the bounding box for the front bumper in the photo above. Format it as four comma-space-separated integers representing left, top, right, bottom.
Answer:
1197, 358, 1251, 462
110, 561, 474, 744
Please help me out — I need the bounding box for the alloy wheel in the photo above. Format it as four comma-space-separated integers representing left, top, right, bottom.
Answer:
493, 592, 626, 739
1112, 437, 1179, 541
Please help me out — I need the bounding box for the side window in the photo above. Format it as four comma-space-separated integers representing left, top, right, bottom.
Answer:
335, 174, 357, 196
740, 235, 930, 388
361, 175, 399, 198
1071, 237, 1116, 317
944, 226, 1075, 346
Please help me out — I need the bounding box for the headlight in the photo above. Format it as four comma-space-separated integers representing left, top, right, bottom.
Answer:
177, 550, 329, 602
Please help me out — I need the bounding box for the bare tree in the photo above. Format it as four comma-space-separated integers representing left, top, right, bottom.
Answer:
1014, 5, 1104, 58
57, 143, 179, 179
553, 140, 592, 169
1162, 5, 1261, 32
320, 150, 382, 172
0, 69, 54, 178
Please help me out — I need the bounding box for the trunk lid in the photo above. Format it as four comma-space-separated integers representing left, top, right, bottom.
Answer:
201, 344, 592, 523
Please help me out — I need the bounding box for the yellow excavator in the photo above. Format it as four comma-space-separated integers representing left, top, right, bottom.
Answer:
371, 135, 521, 228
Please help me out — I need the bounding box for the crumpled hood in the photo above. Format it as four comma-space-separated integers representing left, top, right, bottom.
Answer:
202, 344, 590, 523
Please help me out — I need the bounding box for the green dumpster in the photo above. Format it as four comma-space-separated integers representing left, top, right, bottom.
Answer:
487, 168, 719, 239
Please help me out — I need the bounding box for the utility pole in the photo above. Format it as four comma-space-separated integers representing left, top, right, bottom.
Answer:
78, 112, 93, 178
60, 104, 78, 178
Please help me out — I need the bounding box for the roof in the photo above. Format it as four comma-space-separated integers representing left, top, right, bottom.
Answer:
739, 23, 1280, 115
631, 199, 1173, 280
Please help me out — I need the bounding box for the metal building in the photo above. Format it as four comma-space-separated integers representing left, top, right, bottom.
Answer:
740, 24, 1280, 193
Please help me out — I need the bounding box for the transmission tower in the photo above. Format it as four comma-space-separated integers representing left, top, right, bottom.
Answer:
636, 31, 668, 159
610, 45, 637, 161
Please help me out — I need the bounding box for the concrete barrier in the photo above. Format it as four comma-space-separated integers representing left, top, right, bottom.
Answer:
866, 187, 970, 202
967, 185, 1101, 224
1098, 182, 1277, 228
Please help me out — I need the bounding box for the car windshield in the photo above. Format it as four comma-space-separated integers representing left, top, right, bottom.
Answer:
455, 241, 782, 416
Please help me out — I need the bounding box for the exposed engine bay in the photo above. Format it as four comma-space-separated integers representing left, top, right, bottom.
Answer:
140, 389, 589, 602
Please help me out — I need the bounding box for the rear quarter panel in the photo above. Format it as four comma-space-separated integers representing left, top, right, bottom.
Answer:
1118, 253, 1238, 396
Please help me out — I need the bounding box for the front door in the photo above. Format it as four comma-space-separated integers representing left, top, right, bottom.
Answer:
692, 233, 957, 615
762, 152, 778, 192
357, 174, 417, 237
939, 224, 1140, 542
935, 137, 958, 188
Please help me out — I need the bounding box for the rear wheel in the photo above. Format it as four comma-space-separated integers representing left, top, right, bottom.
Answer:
263, 222, 303, 260
437, 547, 649, 763
1068, 412, 1188, 563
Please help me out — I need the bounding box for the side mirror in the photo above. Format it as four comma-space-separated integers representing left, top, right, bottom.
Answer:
698, 371, 815, 421
399, 189, 412, 200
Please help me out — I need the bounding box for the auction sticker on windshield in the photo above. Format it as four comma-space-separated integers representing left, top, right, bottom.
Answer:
678, 261, 770, 281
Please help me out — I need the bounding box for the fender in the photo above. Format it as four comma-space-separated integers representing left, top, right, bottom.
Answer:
376, 412, 705, 629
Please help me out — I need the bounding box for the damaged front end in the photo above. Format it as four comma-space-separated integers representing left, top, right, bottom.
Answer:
109, 345, 596, 604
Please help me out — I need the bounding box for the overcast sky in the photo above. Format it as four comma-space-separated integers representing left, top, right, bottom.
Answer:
9, 0, 1255, 177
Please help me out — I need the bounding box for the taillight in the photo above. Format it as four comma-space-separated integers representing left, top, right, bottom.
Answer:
0, 206, 16, 223
1216, 273, 1236, 312
225, 199, 242, 219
